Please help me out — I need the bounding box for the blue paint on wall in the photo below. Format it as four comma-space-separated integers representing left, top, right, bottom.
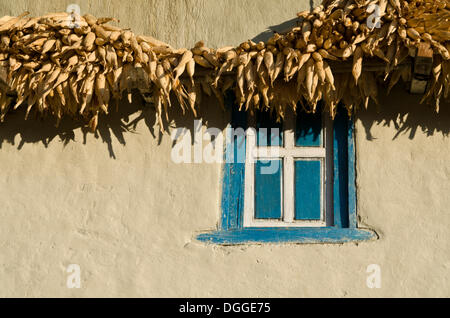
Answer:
295, 160, 322, 220
333, 109, 350, 229
220, 92, 246, 231
347, 119, 358, 228
255, 160, 283, 220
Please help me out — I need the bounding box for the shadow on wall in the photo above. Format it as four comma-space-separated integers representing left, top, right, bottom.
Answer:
0, 91, 228, 159
0, 92, 145, 159
251, 18, 300, 43
1, 84, 449, 159
358, 84, 450, 141
0, 10, 449, 157
249, 0, 316, 42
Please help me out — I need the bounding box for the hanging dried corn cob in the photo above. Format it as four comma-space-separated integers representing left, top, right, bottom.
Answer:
0, 0, 448, 132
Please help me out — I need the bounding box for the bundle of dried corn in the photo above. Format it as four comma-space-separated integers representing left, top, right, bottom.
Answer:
0, 12, 195, 131
209, 0, 450, 119
0, 0, 448, 132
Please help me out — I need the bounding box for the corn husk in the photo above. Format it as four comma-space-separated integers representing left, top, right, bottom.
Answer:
0, 1, 449, 131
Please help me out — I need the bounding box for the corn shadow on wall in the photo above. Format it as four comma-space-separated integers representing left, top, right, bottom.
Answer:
0, 83, 449, 160
0, 91, 229, 159
357, 84, 450, 141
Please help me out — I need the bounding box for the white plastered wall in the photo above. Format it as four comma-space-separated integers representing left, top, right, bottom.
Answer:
0, 0, 449, 297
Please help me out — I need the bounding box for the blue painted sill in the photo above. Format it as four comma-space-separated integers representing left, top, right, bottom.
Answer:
196, 228, 378, 245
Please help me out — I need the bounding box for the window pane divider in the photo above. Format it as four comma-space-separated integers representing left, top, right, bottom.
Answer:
244, 109, 329, 228
283, 111, 296, 224
255, 147, 326, 158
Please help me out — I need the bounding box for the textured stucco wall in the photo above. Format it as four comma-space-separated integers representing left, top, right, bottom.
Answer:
1, 0, 450, 297
0, 0, 321, 48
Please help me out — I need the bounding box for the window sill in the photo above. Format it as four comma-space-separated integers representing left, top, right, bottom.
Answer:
196, 227, 378, 245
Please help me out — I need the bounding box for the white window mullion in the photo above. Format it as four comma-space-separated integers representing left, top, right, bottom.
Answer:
283, 110, 296, 223
284, 115, 296, 151
283, 156, 295, 223
256, 147, 326, 158
243, 127, 256, 228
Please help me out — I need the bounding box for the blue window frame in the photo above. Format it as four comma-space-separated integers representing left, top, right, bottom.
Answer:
197, 93, 377, 245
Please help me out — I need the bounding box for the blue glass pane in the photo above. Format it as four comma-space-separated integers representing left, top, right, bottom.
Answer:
255, 160, 283, 220
256, 111, 283, 147
296, 111, 322, 147
295, 160, 322, 220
